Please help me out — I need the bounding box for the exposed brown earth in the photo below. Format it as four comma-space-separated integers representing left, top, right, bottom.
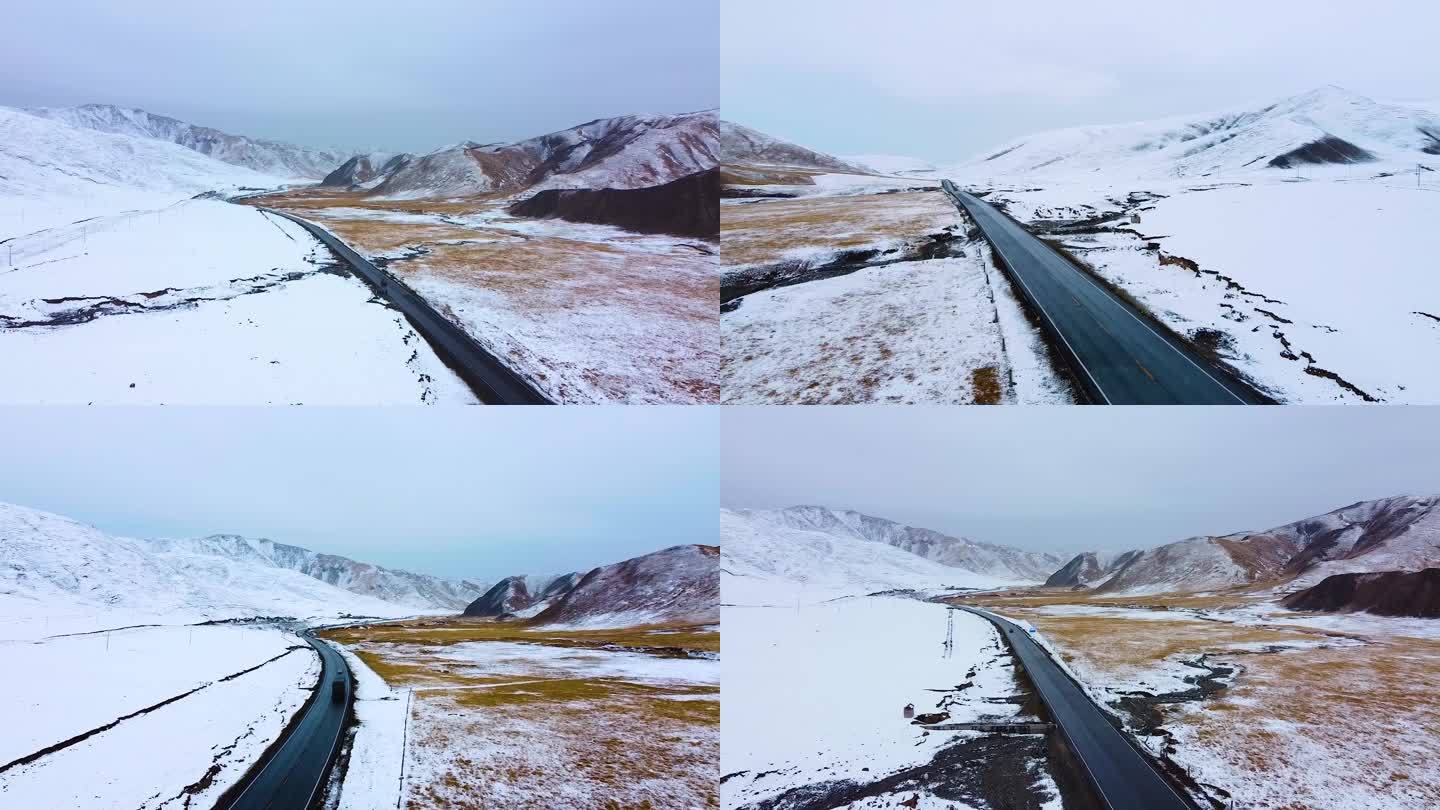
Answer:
1281, 568, 1440, 617
721, 191, 956, 269
510, 168, 719, 238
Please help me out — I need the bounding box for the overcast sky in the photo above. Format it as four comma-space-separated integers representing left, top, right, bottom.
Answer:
0, 408, 717, 581
1, 0, 717, 153
722, 0, 1440, 163
722, 407, 1440, 555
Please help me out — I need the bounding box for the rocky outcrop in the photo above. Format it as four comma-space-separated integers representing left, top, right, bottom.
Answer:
507, 168, 718, 238
321, 152, 412, 188
1281, 569, 1440, 617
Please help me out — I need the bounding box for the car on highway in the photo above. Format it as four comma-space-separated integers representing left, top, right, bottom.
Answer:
330, 674, 345, 702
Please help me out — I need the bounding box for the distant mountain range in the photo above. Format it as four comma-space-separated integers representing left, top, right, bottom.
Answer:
956, 86, 1440, 180
347, 110, 717, 199
725, 494, 1440, 604
0, 106, 283, 202
1056, 494, 1440, 596
141, 534, 486, 610
0, 501, 419, 619
24, 103, 350, 179
464, 544, 718, 628
759, 506, 1067, 582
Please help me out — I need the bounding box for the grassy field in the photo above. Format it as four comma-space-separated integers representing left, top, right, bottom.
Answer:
721, 190, 956, 269
321, 619, 718, 808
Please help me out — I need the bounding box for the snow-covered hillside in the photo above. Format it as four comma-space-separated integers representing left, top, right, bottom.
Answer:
0, 106, 288, 236
460, 572, 578, 618
720, 120, 870, 174
25, 104, 349, 179
1093, 494, 1440, 595
0, 502, 444, 627
371, 110, 717, 199
532, 544, 718, 628
722, 508, 1011, 603
141, 534, 485, 610
748, 505, 1066, 581
955, 86, 1440, 181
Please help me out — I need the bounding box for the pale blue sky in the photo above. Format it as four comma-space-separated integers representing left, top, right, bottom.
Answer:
722, 407, 1440, 554
1, 0, 718, 153
723, 0, 1440, 163
0, 407, 718, 580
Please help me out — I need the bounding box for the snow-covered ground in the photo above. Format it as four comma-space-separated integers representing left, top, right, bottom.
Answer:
720, 180, 1070, 404
0, 622, 318, 809
0, 198, 473, 404
252, 193, 717, 403
722, 581, 1059, 809
328, 643, 407, 810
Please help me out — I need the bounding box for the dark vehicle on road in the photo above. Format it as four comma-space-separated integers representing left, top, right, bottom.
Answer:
330, 674, 345, 702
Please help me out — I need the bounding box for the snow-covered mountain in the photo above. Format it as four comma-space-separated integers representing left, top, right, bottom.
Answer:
0, 106, 284, 202
320, 152, 413, 188
25, 104, 350, 179
532, 544, 718, 628
370, 110, 717, 199
957, 86, 1440, 181
722, 508, 1011, 600
1092, 494, 1440, 595
720, 120, 870, 174
141, 534, 485, 610
1043, 550, 1143, 588
0, 502, 416, 620
757, 506, 1067, 582
461, 572, 579, 618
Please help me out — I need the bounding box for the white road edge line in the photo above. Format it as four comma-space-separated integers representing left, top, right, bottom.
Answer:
1059, 251, 1248, 404
948, 186, 1112, 404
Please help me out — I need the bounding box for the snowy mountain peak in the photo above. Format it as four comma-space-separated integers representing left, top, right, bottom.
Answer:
720, 120, 870, 174
532, 544, 718, 628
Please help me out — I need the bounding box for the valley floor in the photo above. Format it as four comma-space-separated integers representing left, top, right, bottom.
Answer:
243, 189, 719, 404
319, 618, 719, 809
721, 581, 1062, 810
955, 591, 1440, 809
0, 195, 473, 404
0, 621, 318, 809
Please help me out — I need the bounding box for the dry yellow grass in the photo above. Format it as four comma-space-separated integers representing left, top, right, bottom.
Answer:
721, 191, 955, 267
239, 187, 718, 404
329, 619, 718, 809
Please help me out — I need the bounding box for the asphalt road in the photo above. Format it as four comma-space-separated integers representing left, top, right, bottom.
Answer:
957, 606, 1193, 810
941, 181, 1267, 404
220, 633, 350, 810
257, 207, 553, 405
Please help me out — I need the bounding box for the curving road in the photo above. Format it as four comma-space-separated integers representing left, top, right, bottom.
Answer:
942, 181, 1267, 404
257, 206, 553, 405
957, 606, 1193, 810
219, 633, 350, 810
